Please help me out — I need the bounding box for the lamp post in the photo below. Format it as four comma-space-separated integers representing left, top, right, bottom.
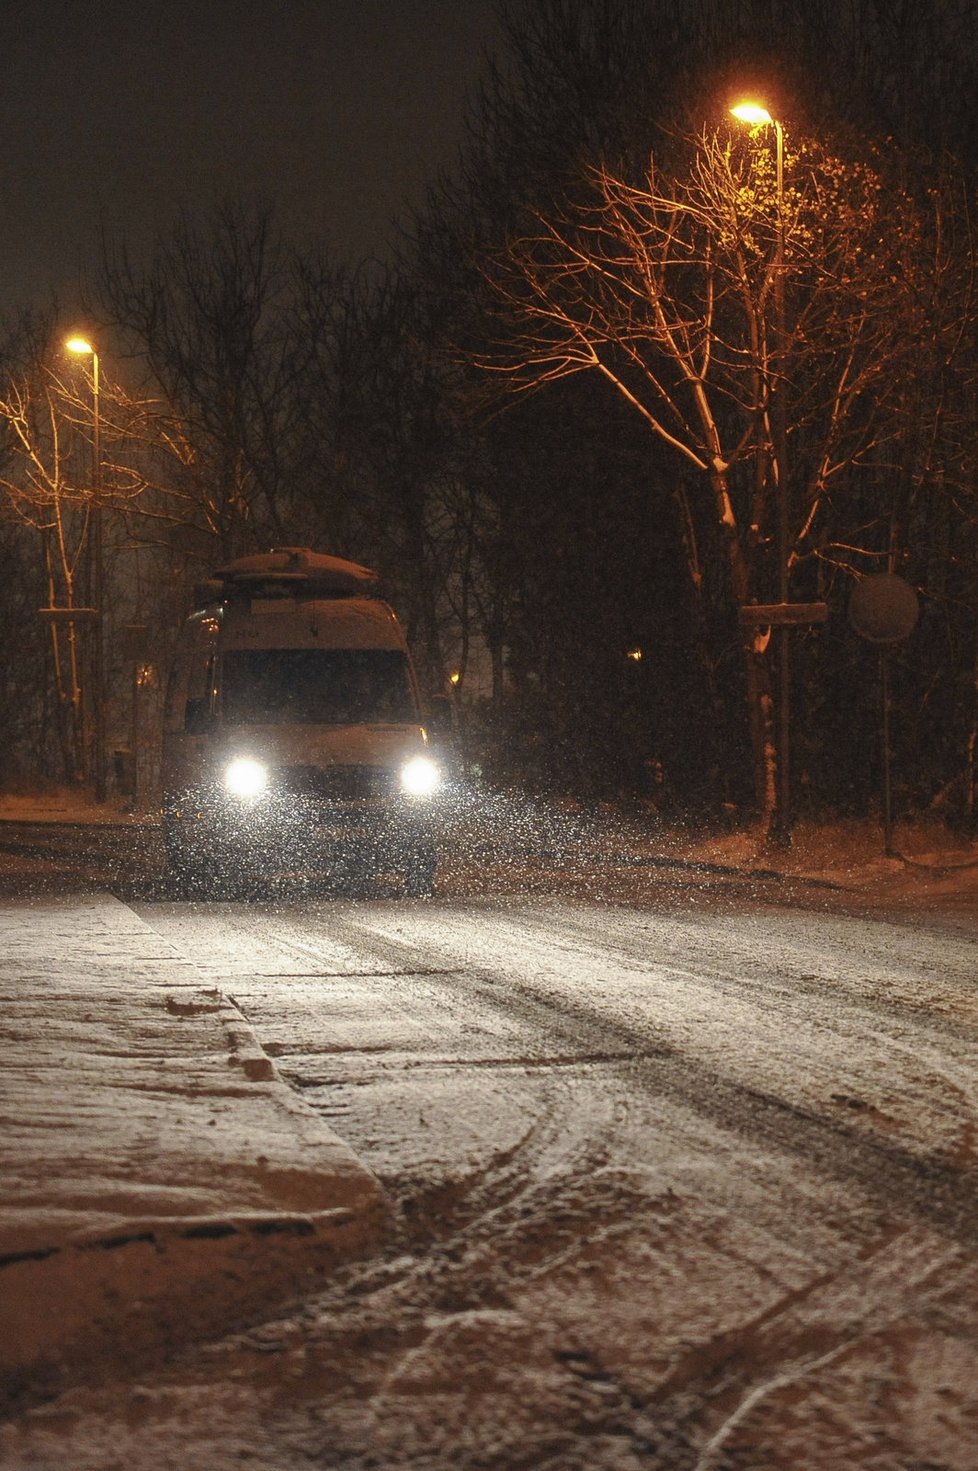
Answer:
731, 101, 791, 846
65, 336, 107, 803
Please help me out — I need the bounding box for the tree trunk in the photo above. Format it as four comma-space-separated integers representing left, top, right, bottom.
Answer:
709, 466, 775, 822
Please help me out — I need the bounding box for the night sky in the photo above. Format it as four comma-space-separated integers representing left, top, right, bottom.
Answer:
2, 0, 502, 317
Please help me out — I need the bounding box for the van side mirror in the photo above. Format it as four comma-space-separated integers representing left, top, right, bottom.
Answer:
184, 696, 215, 734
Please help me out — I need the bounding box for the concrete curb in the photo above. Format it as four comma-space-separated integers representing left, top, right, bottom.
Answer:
0, 893, 388, 1411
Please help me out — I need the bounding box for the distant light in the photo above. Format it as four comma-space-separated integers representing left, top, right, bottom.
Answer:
449, 671, 461, 686
731, 102, 773, 126
65, 336, 95, 355
400, 755, 440, 798
626, 647, 643, 662
224, 757, 268, 800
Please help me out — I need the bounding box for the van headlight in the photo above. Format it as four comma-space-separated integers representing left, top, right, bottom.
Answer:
400, 755, 440, 798
224, 756, 269, 800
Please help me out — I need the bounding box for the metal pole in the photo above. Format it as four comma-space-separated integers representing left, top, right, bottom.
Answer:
771, 120, 791, 847
131, 658, 140, 810
880, 649, 896, 857
91, 352, 107, 804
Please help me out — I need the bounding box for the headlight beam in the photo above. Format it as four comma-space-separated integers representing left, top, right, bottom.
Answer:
224, 757, 269, 800
400, 755, 440, 798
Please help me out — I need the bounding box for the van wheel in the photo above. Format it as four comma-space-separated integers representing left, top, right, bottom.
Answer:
403, 842, 437, 898
333, 850, 371, 896
162, 821, 204, 897
164, 850, 204, 898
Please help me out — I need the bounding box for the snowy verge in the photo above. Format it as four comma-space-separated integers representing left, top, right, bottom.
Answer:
0, 893, 387, 1410
3, 788, 978, 899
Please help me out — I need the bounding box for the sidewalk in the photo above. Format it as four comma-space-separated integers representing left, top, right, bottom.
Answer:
0, 886, 387, 1412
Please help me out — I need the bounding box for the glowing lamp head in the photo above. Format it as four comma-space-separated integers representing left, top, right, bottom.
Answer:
65, 336, 96, 356
400, 754, 440, 799
223, 756, 269, 800
731, 102, 774, 126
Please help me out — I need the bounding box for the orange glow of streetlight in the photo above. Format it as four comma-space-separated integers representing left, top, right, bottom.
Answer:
730, 101, 774, 127
730, 100, 783, 181
64, 333, 107, 803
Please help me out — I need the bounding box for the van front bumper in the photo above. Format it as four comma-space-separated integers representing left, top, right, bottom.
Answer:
162, 785, 436, 876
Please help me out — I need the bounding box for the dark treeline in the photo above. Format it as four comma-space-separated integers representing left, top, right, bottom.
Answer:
1, 0, 977, 830
404, 0, 978, 824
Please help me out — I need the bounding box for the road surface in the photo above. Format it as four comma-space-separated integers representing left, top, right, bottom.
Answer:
2, 822, 978, 1468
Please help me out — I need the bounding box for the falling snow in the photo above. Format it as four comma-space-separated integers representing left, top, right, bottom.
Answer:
1, 790, 978, 1468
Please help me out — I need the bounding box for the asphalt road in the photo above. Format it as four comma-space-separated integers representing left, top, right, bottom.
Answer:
4, 822, 978, 1469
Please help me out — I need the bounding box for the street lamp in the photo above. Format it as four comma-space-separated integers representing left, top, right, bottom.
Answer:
731, 100, 791, 846
66, 335, 107, 804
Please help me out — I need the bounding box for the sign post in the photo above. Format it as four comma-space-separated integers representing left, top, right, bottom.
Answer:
738, 602, 829, 843
848, 574, 920, 856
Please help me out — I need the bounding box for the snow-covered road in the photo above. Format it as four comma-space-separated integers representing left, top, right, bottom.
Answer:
7, 884, 972, 1469
140, 892, 978, 1225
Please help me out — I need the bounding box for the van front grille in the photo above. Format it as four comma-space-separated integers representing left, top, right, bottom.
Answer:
279, 765, 397, 802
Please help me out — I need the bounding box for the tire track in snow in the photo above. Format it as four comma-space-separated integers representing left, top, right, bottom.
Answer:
304, 905, 978, 1253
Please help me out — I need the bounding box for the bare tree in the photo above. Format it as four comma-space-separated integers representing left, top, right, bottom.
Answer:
481, 125, 946, 820
0, 362, 157, 780
95, 200, 330, 558
295, 264, 478, 690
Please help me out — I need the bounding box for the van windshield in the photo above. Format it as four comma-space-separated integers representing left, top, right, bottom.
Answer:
222, 648, 417, 726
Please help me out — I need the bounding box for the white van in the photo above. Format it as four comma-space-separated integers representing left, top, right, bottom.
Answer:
160, 548, 440, 895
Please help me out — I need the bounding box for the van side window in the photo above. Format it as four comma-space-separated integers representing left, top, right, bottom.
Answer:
184, 649, 217, 732
164, 612, 221, 735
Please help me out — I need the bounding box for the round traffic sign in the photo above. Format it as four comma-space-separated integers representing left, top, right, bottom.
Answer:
848, 573, 919, 644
